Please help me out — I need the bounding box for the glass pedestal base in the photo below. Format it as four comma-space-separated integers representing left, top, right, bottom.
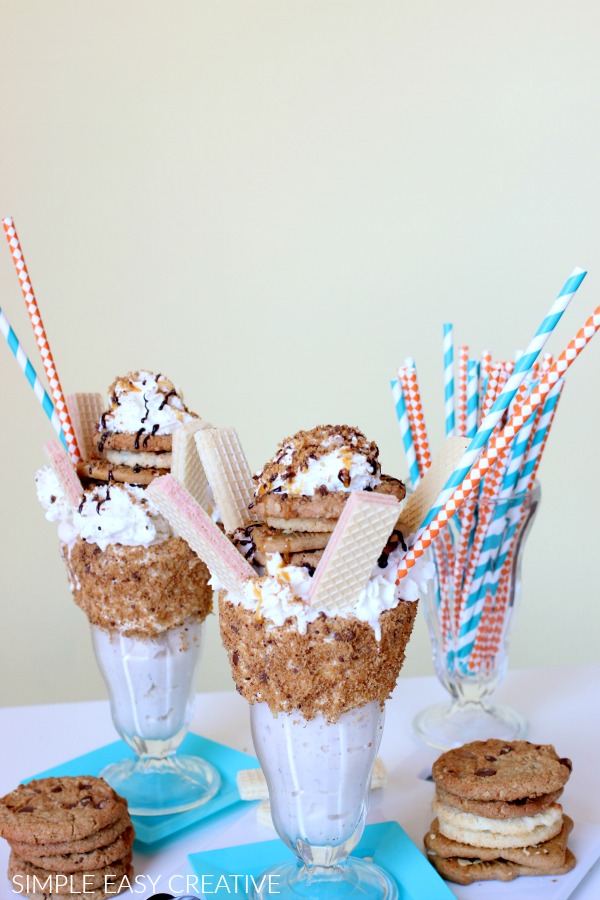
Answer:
101, 754, 220, 816
413, 700, 528, 751
250, 858, 398, 899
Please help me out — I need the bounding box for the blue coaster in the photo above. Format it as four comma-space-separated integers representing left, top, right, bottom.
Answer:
189, 821, 455, 899
29, 732, 259, 847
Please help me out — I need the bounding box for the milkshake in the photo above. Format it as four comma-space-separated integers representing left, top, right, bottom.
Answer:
215, 425, 433, 897
36, 372, 219, 815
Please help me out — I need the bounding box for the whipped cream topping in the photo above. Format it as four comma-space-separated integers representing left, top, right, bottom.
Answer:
99, 370, 196, 435
255, 427, 382, 497
214, 546, 433, 640
268, 443, 381, 496
36, 467, 173, 551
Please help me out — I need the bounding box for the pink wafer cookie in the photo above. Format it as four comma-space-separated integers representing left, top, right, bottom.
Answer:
44, 440, 83, 508
308, 491, 401, 614
146, 474, 255, 594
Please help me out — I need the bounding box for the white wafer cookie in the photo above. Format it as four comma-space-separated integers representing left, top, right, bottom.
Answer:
171, 419, 213, 509
237, 757, 387, 801
66, 393, 104, 460
44, 440, 83, 507
256, 801, 275, 830
195, 427, 254, 534
397, 436, 469, 534
146, 474, 255, 594
308, 492, 401, 614
236, 768, 268, 801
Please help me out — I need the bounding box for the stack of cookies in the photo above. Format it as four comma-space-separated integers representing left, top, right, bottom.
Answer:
0, 776, 134, 899
241, 424, 406, 570
73, 369, 202, 489
425, 739, 575, 885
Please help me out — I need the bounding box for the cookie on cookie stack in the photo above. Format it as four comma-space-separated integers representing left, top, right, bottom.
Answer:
76, 369, 203, 487
0, 776, 134, 899
239, 424, 407, 570
425, 739, 575, 885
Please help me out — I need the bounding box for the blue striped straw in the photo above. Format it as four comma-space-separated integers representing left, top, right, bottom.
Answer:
466, 360, 480, 439
0, 307, 67, 449
390, 377, 420, 488
443, 323, 456, 438
420, 267, 586, 530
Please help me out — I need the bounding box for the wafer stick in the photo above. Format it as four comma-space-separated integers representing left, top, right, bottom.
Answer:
44, 440, 83, 507
195, 426, 254, 533
171, 419, 213, 509
66, 393, 104, 461
146, 474, 255, 594
309, 491, 401, 614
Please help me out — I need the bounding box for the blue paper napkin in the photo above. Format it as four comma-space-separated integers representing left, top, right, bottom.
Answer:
189, 821, 455, 899
29, 732, 260, 846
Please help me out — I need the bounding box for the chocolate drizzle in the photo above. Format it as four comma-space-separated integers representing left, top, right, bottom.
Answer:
143, 423, 160, 447
159, 390, 176, 410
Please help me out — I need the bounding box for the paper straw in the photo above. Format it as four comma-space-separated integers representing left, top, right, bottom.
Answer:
0, 307, 67, 449
480, 349, 492, 379
515, 378, 564, 494
395, 304, 600, 585
397, 361, 431, 480
420, 267, 586, 531
466, 359, 480, 439
2, 218, 80, 463
390, 377, 420, 489
443, 323, 456, 438
457, 345, 469, 437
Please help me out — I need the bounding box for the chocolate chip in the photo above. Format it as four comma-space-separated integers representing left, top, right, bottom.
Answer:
474, 768, 497, 777
232, 651, 239, 667
259, 671, 268, 682
17, 806, 34, 813
79, 797, 92, 806
50, 786, 63, 793
499, 746, 513, 754
559, 757, 573, 772
95, 801, 106, 809
485, 755, 497, 762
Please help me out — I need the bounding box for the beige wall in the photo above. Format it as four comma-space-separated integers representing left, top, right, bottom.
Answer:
1, 1, 599, 708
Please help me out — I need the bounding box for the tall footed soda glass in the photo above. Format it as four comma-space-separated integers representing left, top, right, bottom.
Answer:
250, 701, 396, 899
91, 615, 220, 816
414, 483, 540, 750
64, 532, 220, 816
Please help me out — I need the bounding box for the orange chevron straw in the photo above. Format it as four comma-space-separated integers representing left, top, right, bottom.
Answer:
397, 362, 453, 624
396, 306, 600, 585
451, 365, 504, 625
397, 363, 432, 478
480, 349, 493, 381
457, 345, 469, 437
2, 218, 80, 463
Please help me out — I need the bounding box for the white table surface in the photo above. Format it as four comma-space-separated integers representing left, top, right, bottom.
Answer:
1, 664, 598, 899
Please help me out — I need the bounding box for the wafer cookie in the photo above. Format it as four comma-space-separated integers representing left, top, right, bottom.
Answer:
146, 474, 255, 594
44, 440, 83, 507
256, 801, 275, 830
67, 393, 104, 461
397, 436, 468, 534
308, 491, 400, 614
237, 757, 387, 801
171, 419, 213, 509
195, 427, 254, 533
